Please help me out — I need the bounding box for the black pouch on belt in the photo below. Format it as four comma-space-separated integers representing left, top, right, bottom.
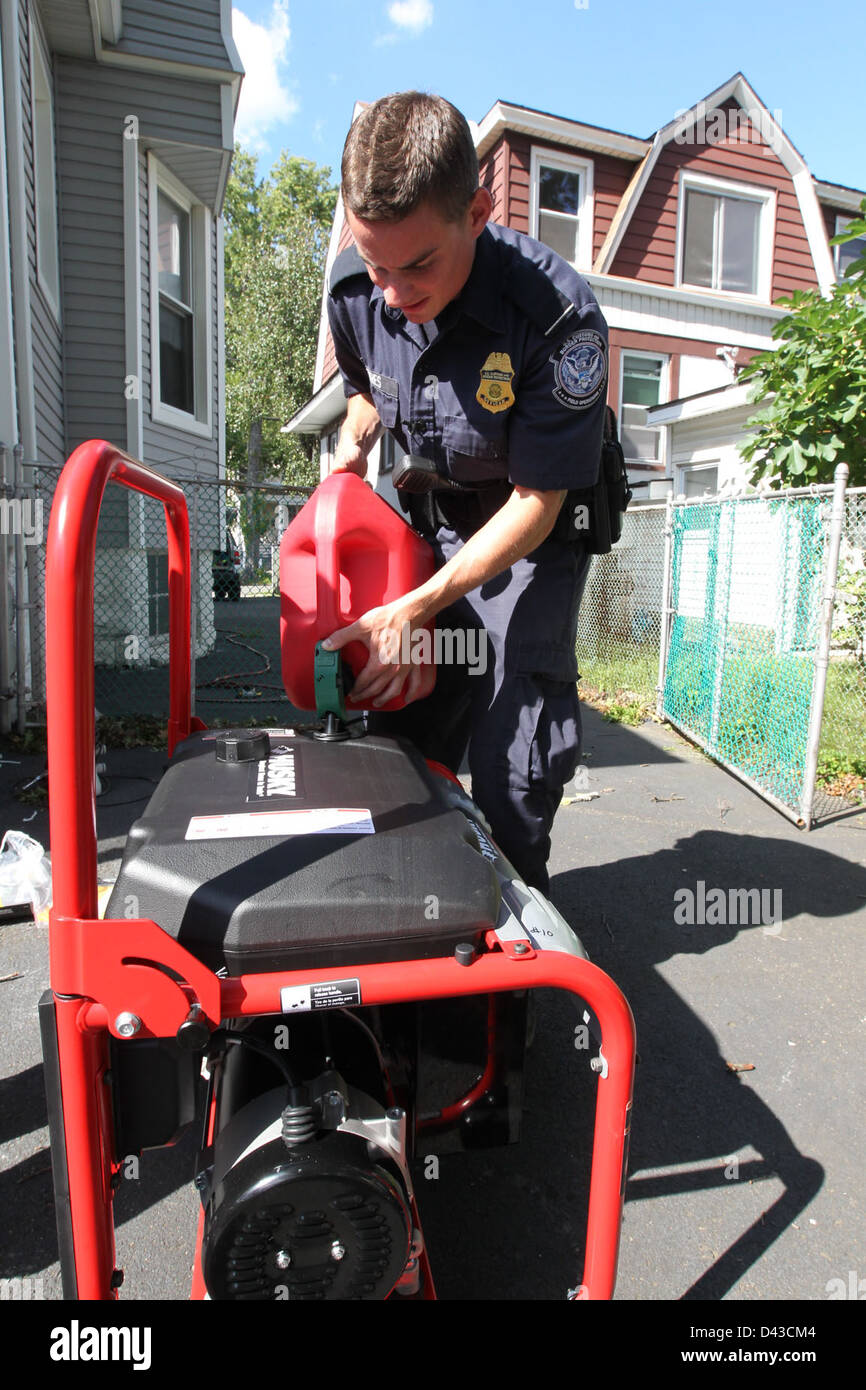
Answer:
553, 405, 633, 554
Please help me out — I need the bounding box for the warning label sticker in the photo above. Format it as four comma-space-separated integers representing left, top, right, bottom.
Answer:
280, 979, 362, 1012
184, 808, 375, 840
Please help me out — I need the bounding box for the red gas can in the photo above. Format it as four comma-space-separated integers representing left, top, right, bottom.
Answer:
280, 472, 437, 711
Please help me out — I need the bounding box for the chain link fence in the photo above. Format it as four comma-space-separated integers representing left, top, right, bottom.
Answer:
661, 491, 827, 821
576, 477, 865, 826
5, 446, 864, 827
576, 504, 668, 711
4, 447, 314, 729
810, 486, 866, 820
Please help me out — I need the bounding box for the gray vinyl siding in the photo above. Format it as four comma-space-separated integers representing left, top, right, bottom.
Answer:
54, 58, 126, 466
107, 0, 235, 71
54, 56, 225, 544
22, 1, 65, 463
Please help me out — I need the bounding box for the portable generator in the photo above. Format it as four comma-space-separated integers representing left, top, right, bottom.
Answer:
40, 441, 635, 1301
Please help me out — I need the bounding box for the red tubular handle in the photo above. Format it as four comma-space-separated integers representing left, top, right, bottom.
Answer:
45, 440, 192, 924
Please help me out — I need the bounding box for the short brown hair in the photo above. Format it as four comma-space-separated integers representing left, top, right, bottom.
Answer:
341, 92, 478, 223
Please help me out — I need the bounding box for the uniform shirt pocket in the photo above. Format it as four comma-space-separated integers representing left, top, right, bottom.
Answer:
371, 388, 399, 430
442, 416, 508, 485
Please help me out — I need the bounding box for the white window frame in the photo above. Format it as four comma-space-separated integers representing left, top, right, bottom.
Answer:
148, 155, 213, 437
529, 147, 594, 271
619, 349, 669, 467
676, 172, 776, 302
675, 461, 720, 499
29, 17, 60, 321
834, 213, 865, 278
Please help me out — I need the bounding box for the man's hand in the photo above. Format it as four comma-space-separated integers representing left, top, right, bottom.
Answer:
321, 485, 565, 707
329, 393, 383, 477
322, 598, 435, 707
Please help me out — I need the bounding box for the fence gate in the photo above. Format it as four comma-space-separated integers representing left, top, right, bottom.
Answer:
661, 491, 832, 824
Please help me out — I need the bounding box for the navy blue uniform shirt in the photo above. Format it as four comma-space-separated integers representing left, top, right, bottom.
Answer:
327, 221, 609, 495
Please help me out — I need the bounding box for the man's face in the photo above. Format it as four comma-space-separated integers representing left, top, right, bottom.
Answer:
345, 188, 492, 324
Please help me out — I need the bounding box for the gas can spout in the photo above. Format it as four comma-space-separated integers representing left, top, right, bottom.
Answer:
313, 712, 350, 743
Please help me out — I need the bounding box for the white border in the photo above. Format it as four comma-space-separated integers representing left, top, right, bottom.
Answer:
529, 146, 594, 271
675, 171, 776, 302
147, 154, 213, 438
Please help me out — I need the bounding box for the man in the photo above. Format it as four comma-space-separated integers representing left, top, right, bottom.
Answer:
322, 92, 608, 894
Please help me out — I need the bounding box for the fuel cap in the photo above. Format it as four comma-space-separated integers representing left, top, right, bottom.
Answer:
215, 730, 270, 763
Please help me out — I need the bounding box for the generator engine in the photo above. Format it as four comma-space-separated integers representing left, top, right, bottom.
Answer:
197, 1024, 417, 1301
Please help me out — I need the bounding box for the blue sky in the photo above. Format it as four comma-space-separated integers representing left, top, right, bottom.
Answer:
231, 1, 865, 195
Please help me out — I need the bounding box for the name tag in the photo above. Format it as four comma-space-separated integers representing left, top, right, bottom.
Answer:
368, 371, 399, 400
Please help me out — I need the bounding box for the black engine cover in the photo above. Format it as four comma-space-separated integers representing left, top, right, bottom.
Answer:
106, 729, 499, 974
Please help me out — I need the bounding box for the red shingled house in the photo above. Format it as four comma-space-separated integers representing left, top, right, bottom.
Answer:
285, 73, 864, 502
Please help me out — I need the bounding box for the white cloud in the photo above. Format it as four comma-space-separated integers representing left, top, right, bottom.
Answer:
232, 2, 298, 145
387, 0, 433, 33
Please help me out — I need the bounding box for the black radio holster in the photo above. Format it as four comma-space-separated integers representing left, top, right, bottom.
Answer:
553, 405, 632, 554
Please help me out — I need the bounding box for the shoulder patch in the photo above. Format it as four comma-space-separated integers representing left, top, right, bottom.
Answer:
549, 330, 607, 411
329, 244, 368, 294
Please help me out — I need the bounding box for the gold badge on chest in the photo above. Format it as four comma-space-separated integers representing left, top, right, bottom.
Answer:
476, 352, 515, 413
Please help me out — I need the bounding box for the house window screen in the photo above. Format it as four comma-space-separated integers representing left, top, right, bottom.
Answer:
621, 354, 664, 462
537, 164, 582, 262
835, 217, 866, 277
683, 188, 761, 295
157, 192, 195, 414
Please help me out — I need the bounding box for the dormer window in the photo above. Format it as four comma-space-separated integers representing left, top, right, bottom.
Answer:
677, 173, 775, 299
530, 149, 594, 269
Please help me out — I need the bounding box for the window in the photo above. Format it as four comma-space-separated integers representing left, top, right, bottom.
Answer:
148, 157, 212, 435
677, 464, 719, 498
30, 21, 60, 318
678, 175, 774, 299
530, 149, 593, 269
620, 353, 667, 464
157, 191, 194, 413
834, 215, 866, 278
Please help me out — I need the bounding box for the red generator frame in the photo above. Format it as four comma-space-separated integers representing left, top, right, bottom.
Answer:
41, 440, 636, 1301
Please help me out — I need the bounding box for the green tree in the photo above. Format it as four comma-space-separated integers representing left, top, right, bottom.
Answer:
224, 145, 338, 528
739, 201, 866, 487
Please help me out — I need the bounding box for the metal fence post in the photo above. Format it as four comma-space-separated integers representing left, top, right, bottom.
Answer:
656, 491, 674, 719
799, 462, 850, 829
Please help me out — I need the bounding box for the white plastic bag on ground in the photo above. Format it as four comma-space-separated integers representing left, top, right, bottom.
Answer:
0, 830, 52, 911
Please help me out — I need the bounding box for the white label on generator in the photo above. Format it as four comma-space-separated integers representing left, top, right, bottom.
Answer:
184, 808, 375, 839
280, 979, 362, 1012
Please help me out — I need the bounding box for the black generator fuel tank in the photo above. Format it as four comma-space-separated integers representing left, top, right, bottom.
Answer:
106, 728, 500, 976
